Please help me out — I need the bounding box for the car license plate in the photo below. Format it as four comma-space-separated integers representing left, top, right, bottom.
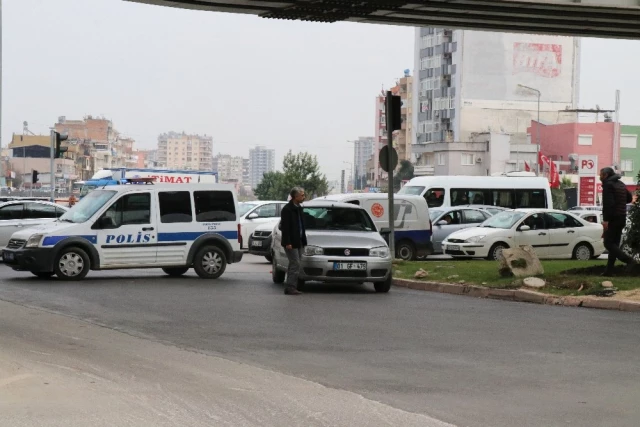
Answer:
333, 262, 366, 271
447, 245, 460, 251
3, 252, 14, 261
251, 241, 262, 247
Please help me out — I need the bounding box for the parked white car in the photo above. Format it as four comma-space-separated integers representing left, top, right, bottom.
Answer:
238, 200, 286, 250
442, 209, 605, 261
0, 201, 68, 254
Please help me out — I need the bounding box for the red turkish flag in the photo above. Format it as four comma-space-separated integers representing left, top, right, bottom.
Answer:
524, 161, 531, 172
538, 152, 550, 167
549, 161, 560, 189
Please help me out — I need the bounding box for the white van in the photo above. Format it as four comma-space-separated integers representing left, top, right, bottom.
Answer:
398, 176, 552, 210
313, 193, 433, 260
2, 183, 243, 280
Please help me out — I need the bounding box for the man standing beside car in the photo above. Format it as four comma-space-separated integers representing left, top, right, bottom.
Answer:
600, 167, 636, 276
280, 187, 307, 295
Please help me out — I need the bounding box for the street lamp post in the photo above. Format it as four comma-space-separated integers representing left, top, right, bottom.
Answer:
517, 84, 541, 176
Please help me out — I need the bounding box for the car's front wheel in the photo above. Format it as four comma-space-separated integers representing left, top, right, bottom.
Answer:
487, 243, 509, 261
374, 275, 392, 293
54, 247, 90, 280
272, 256, 285, 283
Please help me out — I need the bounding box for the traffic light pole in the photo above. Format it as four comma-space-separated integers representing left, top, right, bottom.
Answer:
49, 130, 55, 202
385, 91, 395, 257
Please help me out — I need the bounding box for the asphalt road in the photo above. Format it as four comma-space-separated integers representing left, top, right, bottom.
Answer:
0, 255, 639, 427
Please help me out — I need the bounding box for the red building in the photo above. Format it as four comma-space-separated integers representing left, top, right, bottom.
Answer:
527, 121, 618, 173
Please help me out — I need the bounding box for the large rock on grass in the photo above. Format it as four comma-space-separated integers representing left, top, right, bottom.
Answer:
498, 245, 544, 278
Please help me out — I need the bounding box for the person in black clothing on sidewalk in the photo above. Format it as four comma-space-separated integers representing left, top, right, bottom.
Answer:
600, 167, 636, 276
280, 187, 307, 295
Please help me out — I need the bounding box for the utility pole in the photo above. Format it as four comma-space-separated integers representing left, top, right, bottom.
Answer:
0, 0, 4, 186
50, 130, 55, 202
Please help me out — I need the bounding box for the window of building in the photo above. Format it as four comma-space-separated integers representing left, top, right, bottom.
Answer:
621, 159, 634, 172
461, 153, 475, 166
437, 153, 446, 166
621, 135, 638, 149
424, 154, 434, 166
578, 135, 593, 146
194, 191, 235, 222
159, 191, 193, 223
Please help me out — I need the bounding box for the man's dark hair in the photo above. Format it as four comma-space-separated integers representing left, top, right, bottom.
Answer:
600, 167, 615, 177
290, 187, 305, 198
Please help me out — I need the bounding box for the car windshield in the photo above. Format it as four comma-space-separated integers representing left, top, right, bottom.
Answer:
429, 209, 443, 221
397, 185, 424, 196
59, 190, 117, 223
302, 207, 375, 231
238, 203, 258, 216
480, 211, 525, 229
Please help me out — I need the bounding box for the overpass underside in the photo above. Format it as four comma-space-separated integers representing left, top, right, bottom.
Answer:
128, 0, 640, 39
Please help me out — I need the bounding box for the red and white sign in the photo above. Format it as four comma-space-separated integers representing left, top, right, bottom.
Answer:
513, 43, 562, 78
578, 155, 598, 176
371, 203, 385, 218
578, 155, 599, 206
579, 177, 597, 205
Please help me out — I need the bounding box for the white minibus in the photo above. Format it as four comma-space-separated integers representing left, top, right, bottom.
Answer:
397, 176, 552, 210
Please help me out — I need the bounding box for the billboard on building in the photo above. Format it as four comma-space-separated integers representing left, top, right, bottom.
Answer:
460, 31, 578, 104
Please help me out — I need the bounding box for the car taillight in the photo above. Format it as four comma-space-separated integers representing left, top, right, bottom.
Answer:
237, 224, 242, 245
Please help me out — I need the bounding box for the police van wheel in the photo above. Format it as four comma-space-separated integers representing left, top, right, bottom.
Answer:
54, 247, 90, 281
396, 241, 416, 261
162, 267, 189, 277
194, 246, 227, 279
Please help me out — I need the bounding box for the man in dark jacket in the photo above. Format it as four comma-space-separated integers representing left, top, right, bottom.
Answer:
280, 187, 307, 295
600, 167, 635, 275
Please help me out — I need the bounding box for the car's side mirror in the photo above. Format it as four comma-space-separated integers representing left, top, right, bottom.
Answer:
379, 227, 391, 243
519, 225, 530, 232
436, 220, 448, 226
247, 213, 259, 220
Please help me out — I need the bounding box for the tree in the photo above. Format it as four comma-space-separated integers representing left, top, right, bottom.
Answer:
254, 171, 286, 201
280, 151, 329, 198
253, 151, 329, 200
393, 160, 415, 191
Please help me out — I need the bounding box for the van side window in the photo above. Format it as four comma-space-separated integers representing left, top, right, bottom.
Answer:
103, 193, 151, 227
425, 189, 445, 208
159, 191, 193, 223
194, 191, 235, 222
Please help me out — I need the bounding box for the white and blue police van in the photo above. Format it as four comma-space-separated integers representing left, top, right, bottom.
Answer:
2, 182, 243, 280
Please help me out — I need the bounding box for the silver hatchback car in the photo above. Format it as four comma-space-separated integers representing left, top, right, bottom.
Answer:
271, 201, 393, 293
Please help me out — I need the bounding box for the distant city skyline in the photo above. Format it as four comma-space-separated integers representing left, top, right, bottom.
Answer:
2, 0, 639, 182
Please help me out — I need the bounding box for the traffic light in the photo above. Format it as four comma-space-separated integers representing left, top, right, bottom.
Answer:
55, 132, 69, 158
387, 94, 402, 132
32, 170, 39, 184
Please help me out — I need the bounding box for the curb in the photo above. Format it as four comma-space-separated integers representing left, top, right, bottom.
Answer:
393, 279, 640, 313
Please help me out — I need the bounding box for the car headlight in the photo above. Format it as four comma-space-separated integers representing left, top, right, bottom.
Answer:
303, 245, 324, 256
369, 246, 390, 258
25, 234, 44, 248
466, 235, 486, 243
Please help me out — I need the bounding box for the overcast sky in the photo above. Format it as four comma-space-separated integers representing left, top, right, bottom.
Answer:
3, 0, 639, 182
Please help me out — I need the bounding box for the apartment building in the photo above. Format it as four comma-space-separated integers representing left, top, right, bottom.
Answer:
248, 146, 275, 189
212, 153, 247, 184
353, 136, 374, 191
157, 132, 213, 170
412, 28, 581, 167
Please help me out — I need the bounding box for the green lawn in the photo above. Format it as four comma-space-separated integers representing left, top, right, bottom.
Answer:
393, 259, 640, 296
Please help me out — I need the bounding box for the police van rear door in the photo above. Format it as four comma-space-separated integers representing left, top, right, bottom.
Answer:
94, 190, 157, 267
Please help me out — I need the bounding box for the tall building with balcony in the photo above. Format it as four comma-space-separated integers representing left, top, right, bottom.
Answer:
412, 28, 581, 168
212, 153, 247, 184
157, 132, 213, 170
248, 146, 275, 189
353, 136, 374, 191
